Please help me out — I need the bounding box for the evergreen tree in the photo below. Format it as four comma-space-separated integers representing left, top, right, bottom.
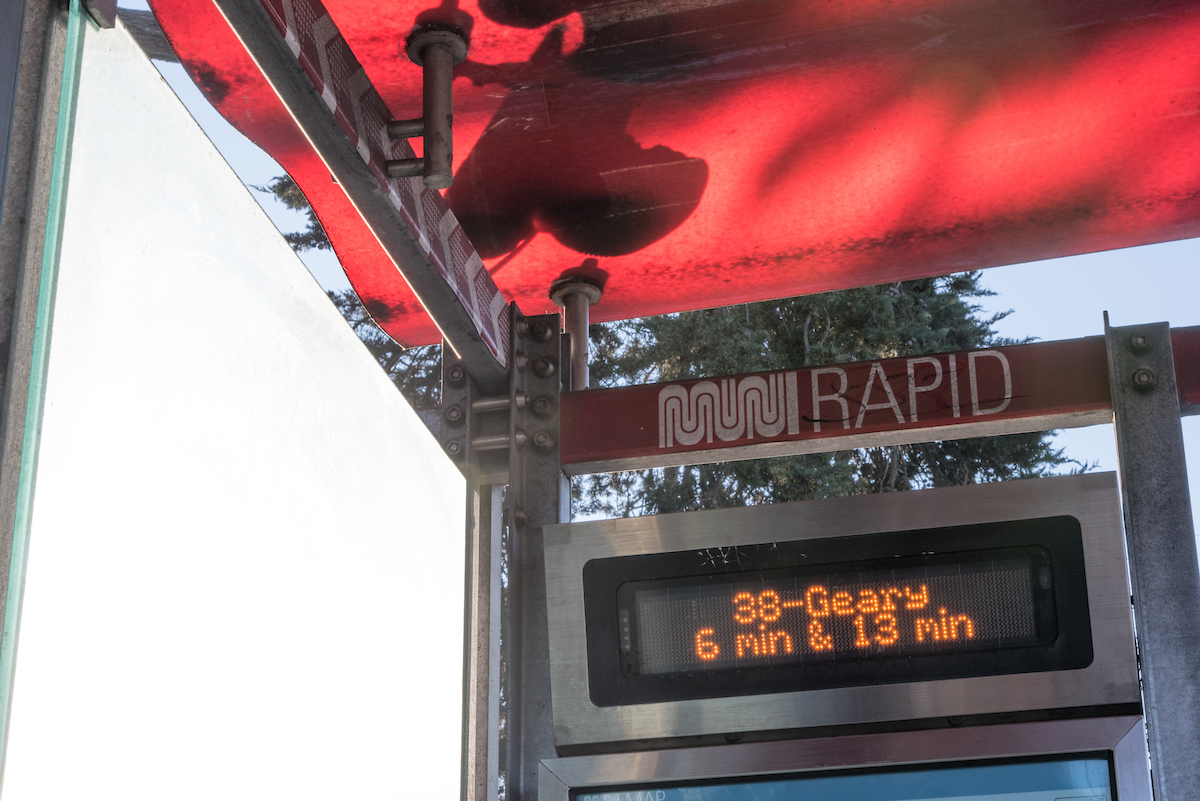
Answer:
326, 289, 442, 407
254, 175, 333, 253
578, 274, 1084, 518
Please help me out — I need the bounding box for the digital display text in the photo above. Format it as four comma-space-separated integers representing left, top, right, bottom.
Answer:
623, 552, 1049, 676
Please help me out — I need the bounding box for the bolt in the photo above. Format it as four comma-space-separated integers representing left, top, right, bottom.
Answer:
444, 404, 465, 425
532, 431, 555, 451
533, 356, 557, 378
511, 506, 526, 527
445, 439, 463, 457
446, 364, 466, 385
1129, 333, 1152, 354
531, 395, 554, 417
405, 25, 469, 66
1132, 368, 1156, 392
528, 320, 554, 342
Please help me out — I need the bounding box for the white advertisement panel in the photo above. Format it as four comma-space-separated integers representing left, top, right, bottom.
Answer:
3, 20, 464, 801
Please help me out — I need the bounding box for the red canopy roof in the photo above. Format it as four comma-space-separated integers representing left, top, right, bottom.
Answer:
150, 0, 1200, 347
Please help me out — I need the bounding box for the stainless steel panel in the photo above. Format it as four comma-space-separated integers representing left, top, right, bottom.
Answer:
544, 473, 1137, 748
539, 716, 1145, 801
1113, 717, 1153, 801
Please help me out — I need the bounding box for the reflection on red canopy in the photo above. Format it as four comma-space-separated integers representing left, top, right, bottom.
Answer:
149, 0, 1200, 346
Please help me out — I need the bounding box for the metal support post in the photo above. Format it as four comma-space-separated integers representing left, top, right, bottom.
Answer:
439, 310, 564, 801
461, 480, 503, 801
434, 345, 510, 801
1105, 318, 1200, 800
504, 310, 567, 801
549, 278, 601, 391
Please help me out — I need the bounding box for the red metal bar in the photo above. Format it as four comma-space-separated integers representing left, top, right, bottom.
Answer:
563, 329, 1200, 475
1171, 326, 1200, 415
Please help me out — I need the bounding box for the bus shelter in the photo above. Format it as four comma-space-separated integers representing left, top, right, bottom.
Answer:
2, 0, 1199, 799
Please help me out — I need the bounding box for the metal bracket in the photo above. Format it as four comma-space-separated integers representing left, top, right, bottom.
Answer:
549, 277, 602, 392
386, 24, 468, 189
422, 344, 512, 484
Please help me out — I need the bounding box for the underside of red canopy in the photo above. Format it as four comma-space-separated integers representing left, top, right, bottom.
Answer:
149, 0, 1200, 347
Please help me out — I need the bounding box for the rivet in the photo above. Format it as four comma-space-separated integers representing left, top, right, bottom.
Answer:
532, 431, 555, 451
531, 395, 554, 417
1132, 368, 1156, 392
446, 364, 466, 385
1129, 333, 1152, 354
528, 320, 554, 342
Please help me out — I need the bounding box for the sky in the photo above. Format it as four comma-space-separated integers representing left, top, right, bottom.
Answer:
981, 243, 1200, 545
122, 0, 1200, 542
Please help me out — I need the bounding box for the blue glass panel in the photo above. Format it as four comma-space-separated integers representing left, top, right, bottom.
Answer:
575, 757, 1112, 801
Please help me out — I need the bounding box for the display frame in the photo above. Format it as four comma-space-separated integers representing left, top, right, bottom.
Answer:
537, 716, 1151, 801
586, 517, 1092, 706
543, 473, 1138, 749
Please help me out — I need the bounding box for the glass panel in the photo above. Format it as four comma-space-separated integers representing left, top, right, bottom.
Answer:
575, 758, 1113, 801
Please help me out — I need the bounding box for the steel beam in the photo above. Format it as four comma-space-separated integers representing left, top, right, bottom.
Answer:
1105, 319, 1200, 801
436, 342, 511, 801
444, 310, 564, 801
461, 480, 502, 801
503, 311, 567, 801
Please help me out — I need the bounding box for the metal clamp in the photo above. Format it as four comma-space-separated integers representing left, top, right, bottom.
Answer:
550, 277, 602, 391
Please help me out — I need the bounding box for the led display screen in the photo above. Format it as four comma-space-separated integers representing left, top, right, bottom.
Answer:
583, 516, 1093, 707
621, 547, 1052, 676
